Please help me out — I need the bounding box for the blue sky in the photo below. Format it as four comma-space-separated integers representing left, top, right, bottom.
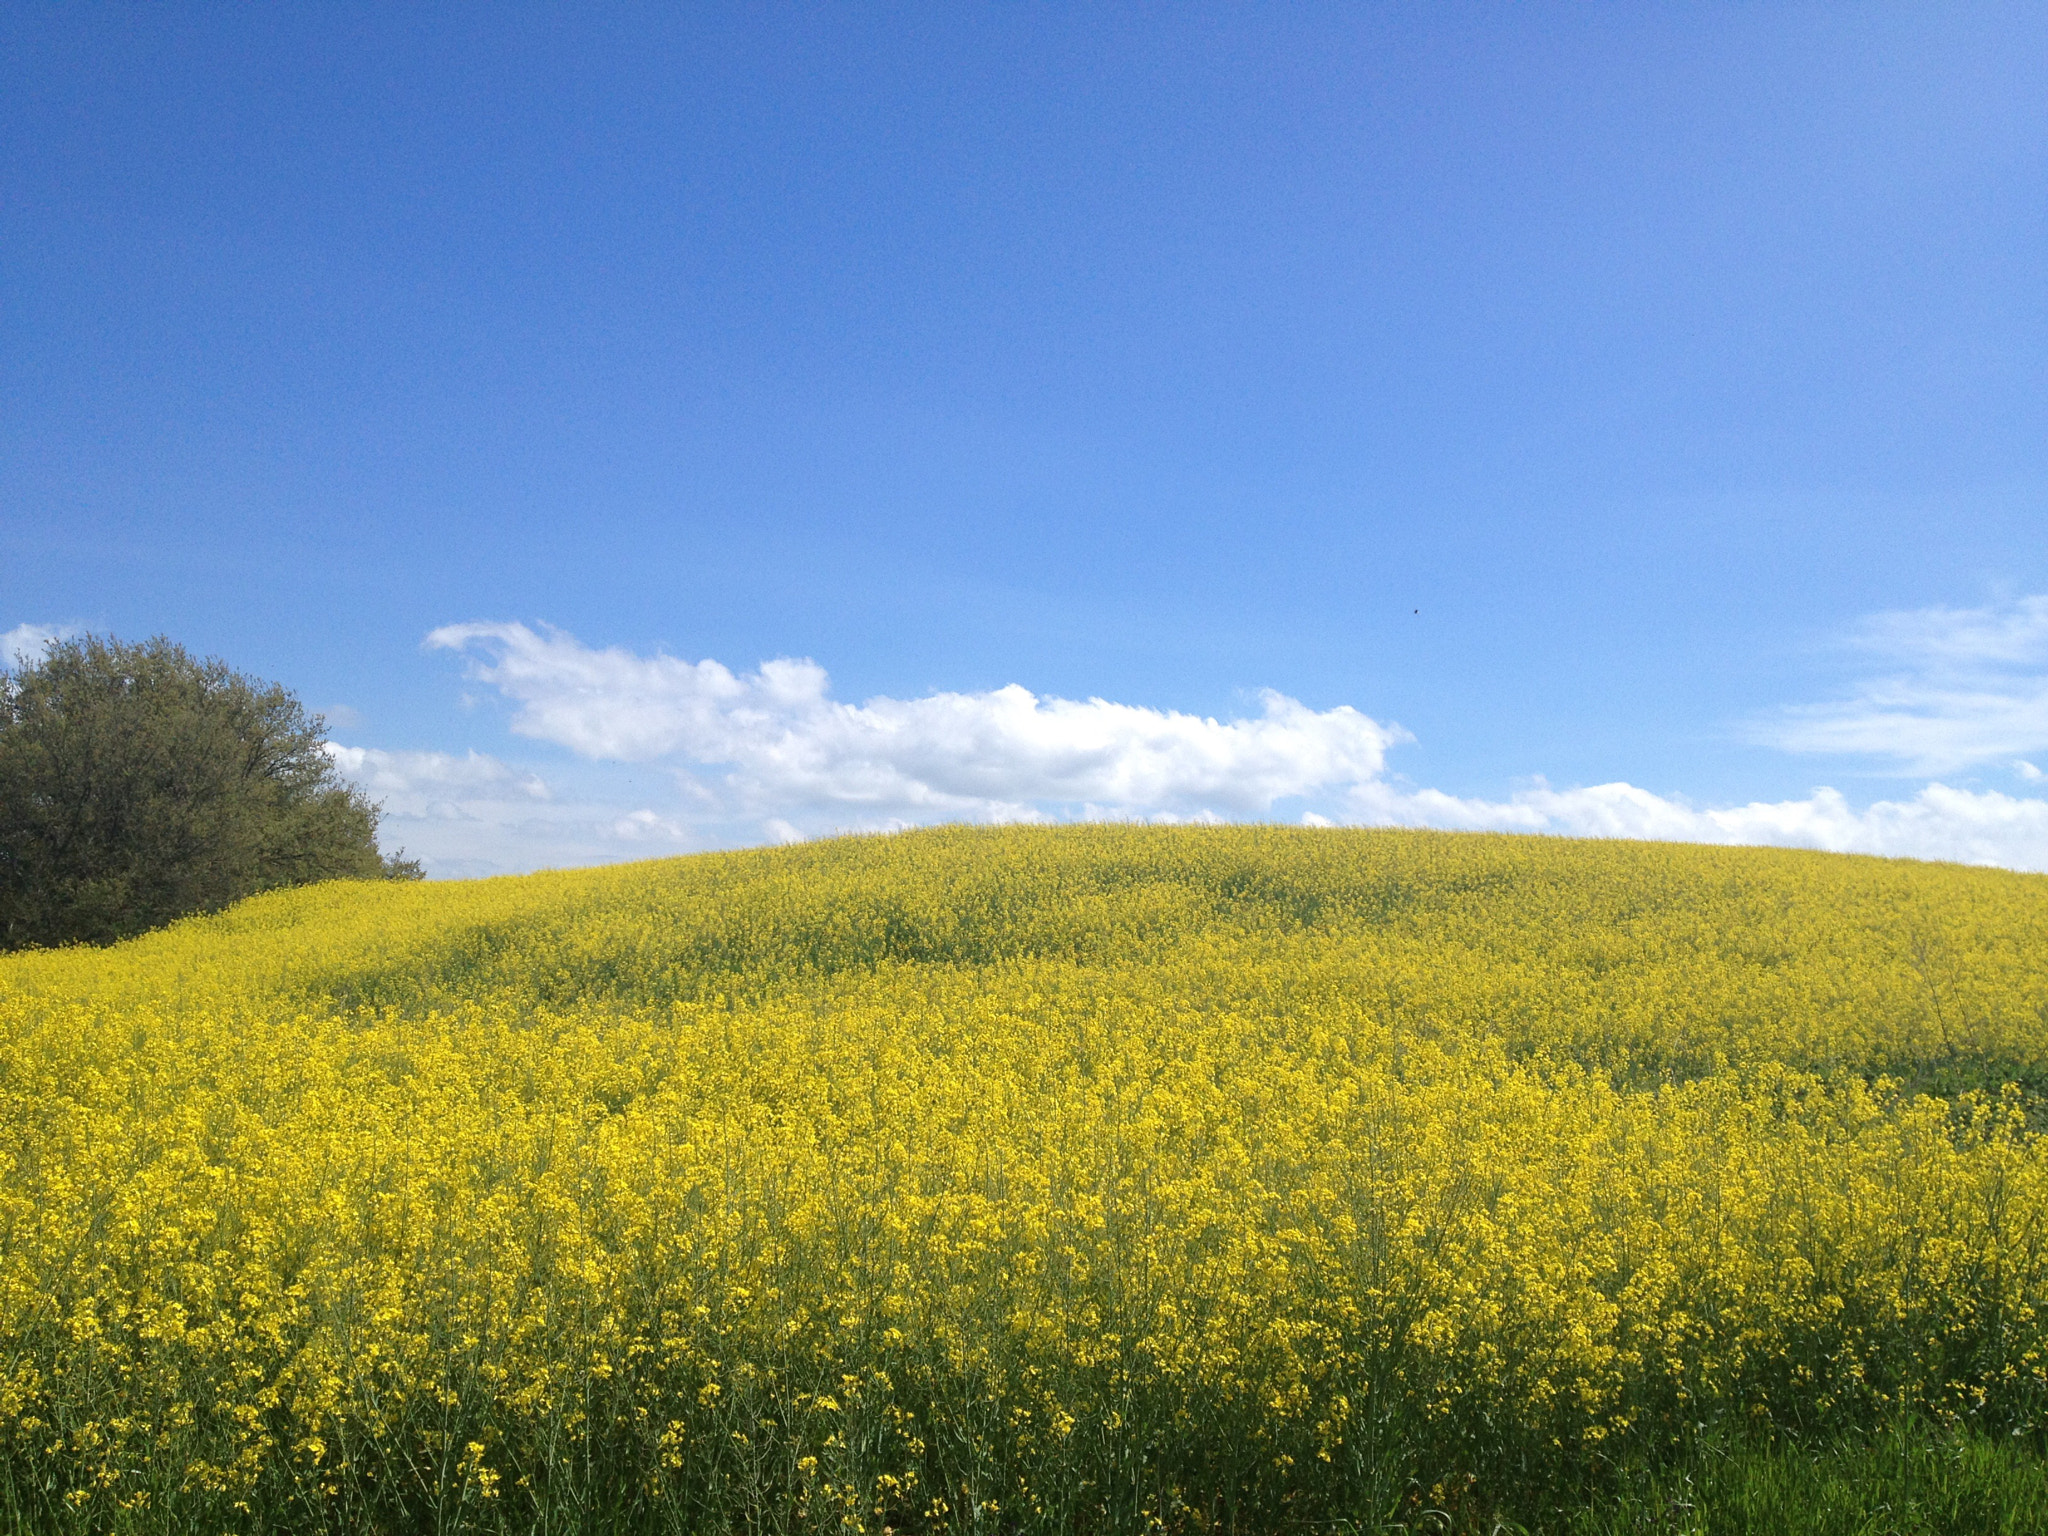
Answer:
5, 3, 2046, 874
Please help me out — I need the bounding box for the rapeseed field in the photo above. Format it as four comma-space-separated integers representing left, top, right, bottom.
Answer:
2, 824, 2045, 1532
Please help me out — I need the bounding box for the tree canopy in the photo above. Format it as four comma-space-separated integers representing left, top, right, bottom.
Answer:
0, 634, 419, 950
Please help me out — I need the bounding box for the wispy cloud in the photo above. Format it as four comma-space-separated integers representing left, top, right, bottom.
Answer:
322, 744, 692, 878
322, 744, 552, 814
427, 621, 1407, 821
2, 622, 81, 669
1853, 594, 2048, 670
1750, 594, 2048, 775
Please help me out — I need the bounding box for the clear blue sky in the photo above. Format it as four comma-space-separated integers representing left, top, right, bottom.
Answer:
5, 4, 2045, 873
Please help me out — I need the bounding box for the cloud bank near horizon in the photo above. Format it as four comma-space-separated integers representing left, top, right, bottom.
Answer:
1337, 778, 2048, 871
320, 742, 698, 878
13, 608, 2044, 875
359, 618, 2048, 876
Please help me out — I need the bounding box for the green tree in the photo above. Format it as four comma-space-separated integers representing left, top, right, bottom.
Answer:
0, 633, 420, 950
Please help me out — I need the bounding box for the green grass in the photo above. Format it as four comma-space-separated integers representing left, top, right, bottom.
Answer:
1544, 1423, 2048, 1536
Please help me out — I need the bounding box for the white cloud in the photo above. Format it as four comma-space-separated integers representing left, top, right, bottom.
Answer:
1762, 682, 2048, 772
427, 622, 1406, 819
1341, 778, 2048, 870
608, 808, 691, 842
1853, 593, 2048, 670
2, 623, 80, 668
1751, 594, 2048, 774
323, 744, 552, 814
405, 620, 2048, 877
322, 743, 693, 878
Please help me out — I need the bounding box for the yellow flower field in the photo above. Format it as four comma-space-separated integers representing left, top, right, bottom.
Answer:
1, 825, 2045, 1531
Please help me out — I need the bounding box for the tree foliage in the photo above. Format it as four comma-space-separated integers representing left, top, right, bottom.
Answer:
0, 633, 419, 950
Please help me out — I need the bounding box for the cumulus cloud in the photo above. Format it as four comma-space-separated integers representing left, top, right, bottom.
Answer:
404, 619, 2048, 876
427, 622, 1406, 820
2, 622, 80, 668
1751, 594, 2048, 774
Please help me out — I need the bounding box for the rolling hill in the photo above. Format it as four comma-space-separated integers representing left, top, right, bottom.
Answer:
3, 825, 2045, 1532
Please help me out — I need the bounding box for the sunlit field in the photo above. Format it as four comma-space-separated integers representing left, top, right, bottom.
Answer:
3, 825, 2046, 1533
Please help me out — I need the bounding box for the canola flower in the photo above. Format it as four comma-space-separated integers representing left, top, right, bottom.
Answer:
0, 824, 2044, 1532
